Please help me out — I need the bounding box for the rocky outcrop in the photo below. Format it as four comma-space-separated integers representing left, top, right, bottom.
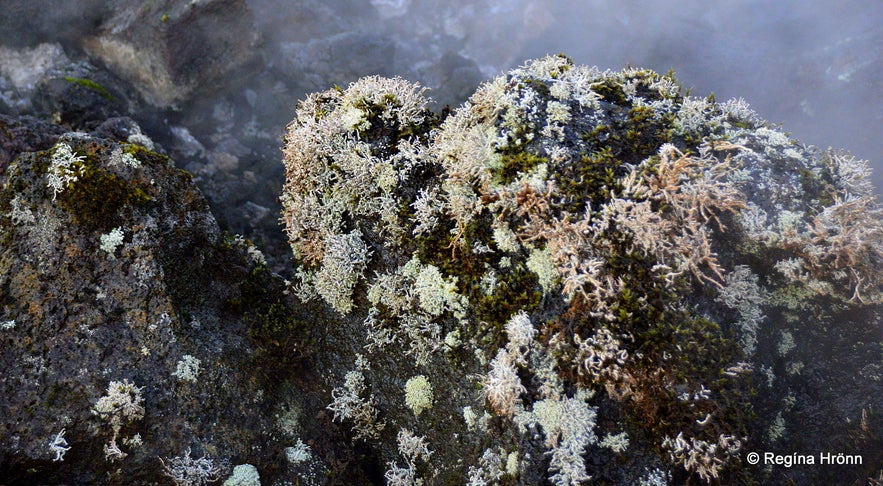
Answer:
280, 55, 883, 484
0, 121, 334, 484
82, 0, 261, 108
0, 3, 880, 478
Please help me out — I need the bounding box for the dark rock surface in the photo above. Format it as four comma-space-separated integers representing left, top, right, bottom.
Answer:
82, 0, 261, 108
0, 122, 337, 484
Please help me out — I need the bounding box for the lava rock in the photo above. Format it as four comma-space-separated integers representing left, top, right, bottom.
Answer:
82, 0, 261, 108
0, 122, 322, 484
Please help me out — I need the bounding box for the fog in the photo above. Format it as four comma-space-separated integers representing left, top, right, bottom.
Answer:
514, 0, 882, 188
251, 0, 881, 189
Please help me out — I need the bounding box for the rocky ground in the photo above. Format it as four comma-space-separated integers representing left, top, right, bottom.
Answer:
0, 1, 881, 485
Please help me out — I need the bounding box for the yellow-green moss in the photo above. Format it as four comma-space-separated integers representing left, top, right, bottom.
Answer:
63, 76, 114, 101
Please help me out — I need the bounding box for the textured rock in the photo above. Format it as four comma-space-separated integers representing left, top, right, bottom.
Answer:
281, 56, 883, 484
0, 121, 323, 484
0, 114, 66, 169
82, 0, 261, 108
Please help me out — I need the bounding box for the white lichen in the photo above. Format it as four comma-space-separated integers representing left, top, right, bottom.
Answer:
47, 142, 85, 199
100, 227, 125, 255
172, 355, 201, 383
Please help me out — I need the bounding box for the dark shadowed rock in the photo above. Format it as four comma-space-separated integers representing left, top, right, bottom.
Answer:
30, 61, 134, 130
82, 0, 261, 108
0, 121, 332, 484
0, 115, 66, 170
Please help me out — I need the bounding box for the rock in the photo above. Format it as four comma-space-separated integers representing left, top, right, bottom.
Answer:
0, 1, 108, 48
82, 0, 261, 108
30, 61, 134, 130
0, 121, 326, 483
280, 56, 883, 484
0, 43, 71, 114
2, 39, 880, 481
0, 114, 66, 170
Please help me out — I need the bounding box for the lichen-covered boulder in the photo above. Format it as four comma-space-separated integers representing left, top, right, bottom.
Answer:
281, 55, 882, 484
0, 122, 316, 484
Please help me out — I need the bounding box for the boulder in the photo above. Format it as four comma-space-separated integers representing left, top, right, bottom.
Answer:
82, 0, 261, 108
0, 120, 326, 484
280, 55, 883, 484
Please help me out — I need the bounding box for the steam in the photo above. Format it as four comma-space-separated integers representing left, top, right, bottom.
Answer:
248, 0, 881, 188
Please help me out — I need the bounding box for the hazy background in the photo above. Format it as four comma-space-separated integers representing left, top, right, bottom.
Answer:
0, 0, 879, 273
251, 0, 882, 189
515, 0, 882, 188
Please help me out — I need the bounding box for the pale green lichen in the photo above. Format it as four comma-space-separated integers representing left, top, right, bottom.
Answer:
526, 246, 559, 294
404, 375, 433, 416
411, 262, 465, 318
327, 368, 385, 440
172, 355, 201, 383
99, 227, 125, 255
777, 331, 796, 357
222, 464, 260, 486
313, 230, 371, 315
8, 195, 35, 225
600, 431, 630, 453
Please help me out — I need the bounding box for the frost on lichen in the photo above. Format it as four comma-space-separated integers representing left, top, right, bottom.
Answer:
661, 433, 742, 482
8, 195, 35, 225
716, 265, 765, 355
92, 379, 145, 436
327, 369, 385, 440
281, 54, 882, 484
172, 354, 201, 383
385, 429, 433, 486
517, 394, 598, 485
47, 142, 85, 199
313, 230, 371, 315
160, 448, 225, 486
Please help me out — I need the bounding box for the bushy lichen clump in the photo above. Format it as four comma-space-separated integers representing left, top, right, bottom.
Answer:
282, 55, 882, 483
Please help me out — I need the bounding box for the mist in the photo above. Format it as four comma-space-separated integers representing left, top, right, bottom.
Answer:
250, 0, 882, 189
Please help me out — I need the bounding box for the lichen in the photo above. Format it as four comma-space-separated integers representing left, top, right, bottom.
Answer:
281, 54, 882, 484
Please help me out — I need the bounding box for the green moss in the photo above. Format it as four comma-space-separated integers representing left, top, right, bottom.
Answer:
798, 167, 836, 207
494, 151, 548, 185
63, 76, 114, 101
415, 210, 542, 335
122, 143, 169, 163
49, 143, 152, 230
624, 106, 676, 158
232, 261, 314, 366
519, 78, 550, 97
554, 236, 753, 466
555, 147, 623, 212
591, 79, 629, 105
